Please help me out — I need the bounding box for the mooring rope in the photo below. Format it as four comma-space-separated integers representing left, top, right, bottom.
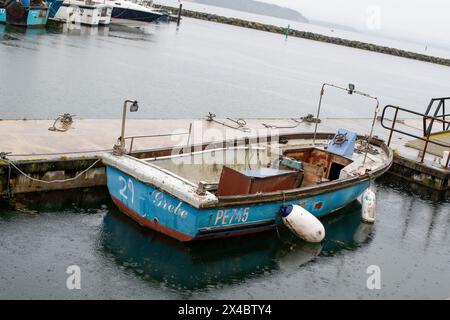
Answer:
261, 114, 321, 129
48, 113, 75, 132
205, 112, 250, 132
3, 158, 102, 184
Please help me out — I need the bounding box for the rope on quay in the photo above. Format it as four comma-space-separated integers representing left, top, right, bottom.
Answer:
2, 158, 102, 184
261, 114, 321, 129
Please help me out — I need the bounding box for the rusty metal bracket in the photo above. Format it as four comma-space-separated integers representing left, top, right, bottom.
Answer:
0, 152, 11, 160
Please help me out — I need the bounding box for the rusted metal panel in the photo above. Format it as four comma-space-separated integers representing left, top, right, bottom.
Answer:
283, 147, 353, 182
217, 166, 303, 196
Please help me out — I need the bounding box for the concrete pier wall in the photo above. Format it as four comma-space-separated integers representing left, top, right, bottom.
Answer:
388, 155, 449, 192
1, 137, 448, 201
0, 119, 448, 200
0, 158, 105, 196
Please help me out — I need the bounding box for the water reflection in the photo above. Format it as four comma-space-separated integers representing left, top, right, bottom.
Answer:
7, 187, 111, 214
0, 24, 47, 37
100, 200, 373, 291
376, 176, 449, 247
0, 21, 155, 45
1, 188, 374, 293
320, 201, 374, 255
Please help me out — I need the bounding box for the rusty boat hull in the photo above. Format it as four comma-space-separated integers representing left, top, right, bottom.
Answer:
103, 132, 393, 242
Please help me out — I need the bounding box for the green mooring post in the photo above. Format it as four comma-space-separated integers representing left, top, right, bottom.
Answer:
177, 3, 182, 27
285, 24, 291, 39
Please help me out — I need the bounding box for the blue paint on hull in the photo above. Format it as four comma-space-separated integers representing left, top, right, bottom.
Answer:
0, 3, 49, 27
26, 7, 49, 26
0, 8, 6, 23
111, 7, 162, 22
45, 0, 62, 18
106, 166, 369, 241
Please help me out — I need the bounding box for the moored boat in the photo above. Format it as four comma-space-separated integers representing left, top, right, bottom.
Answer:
0, 4, 5, 23
0, 0, 49, 27
102, 85, 393, 242
47, 0, 113, 26
107, 0, 164, 22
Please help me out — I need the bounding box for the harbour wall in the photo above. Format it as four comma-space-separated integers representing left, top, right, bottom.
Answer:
1, 136, 448, 201
162, 5, 450, 68
1, 156, 448, 202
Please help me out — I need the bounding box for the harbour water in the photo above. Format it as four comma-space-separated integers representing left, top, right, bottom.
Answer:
0, 16, 449, 299
0, 180, 448, 299
1, 17, 450, 120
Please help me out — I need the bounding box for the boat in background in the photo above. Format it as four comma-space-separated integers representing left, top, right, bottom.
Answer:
108, 0, 164, 22
0, 4, 5, 23
47, 0, 112, 26
0, 0, 49, 27
136, 0, 171, 22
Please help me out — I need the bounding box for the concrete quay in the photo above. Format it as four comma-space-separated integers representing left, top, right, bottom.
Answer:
0, 117, 448, 199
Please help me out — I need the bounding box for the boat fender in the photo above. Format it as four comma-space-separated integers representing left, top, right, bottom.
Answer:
280, 204, 325, 243
361, 189, 376, 223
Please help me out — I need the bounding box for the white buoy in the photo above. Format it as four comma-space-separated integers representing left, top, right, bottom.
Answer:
280, 204, 325, 243
361, 188, 376, 223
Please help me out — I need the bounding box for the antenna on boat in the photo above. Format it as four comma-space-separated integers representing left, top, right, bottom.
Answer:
312, 83, 379, 165
113, 99, 140, 156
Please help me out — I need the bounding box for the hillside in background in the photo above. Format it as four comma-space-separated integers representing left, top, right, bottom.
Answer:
187, 0, 308, 22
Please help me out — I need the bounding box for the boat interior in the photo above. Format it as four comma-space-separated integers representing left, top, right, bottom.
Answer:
138, 133, 388, 197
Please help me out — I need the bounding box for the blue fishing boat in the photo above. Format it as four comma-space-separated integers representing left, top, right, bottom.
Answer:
0, 0, 49, 27
102, 85, 393, 242
0, 5, 5, 23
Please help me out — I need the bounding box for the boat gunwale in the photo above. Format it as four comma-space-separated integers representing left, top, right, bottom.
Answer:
104, 132, 393, 209
212, 136, 393, 207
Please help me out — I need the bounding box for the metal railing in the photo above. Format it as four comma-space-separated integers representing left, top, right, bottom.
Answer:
313, 83, 379, 165
380, 105, 450, 168
423, 97, 450, 136
124, 124, 192, 154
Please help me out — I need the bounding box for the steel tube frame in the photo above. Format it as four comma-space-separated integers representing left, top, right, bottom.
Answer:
312, 83, 379, 165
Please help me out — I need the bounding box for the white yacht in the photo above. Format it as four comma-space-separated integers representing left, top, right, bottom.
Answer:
107, 0, 164, 22
48, 0, 113, 26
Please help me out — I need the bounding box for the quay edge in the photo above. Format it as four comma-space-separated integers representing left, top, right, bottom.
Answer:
388, 154, 449, 196
0, 133, 448, 201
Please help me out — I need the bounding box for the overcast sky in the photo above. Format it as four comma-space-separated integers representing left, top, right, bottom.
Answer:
258, 0, 449, 48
